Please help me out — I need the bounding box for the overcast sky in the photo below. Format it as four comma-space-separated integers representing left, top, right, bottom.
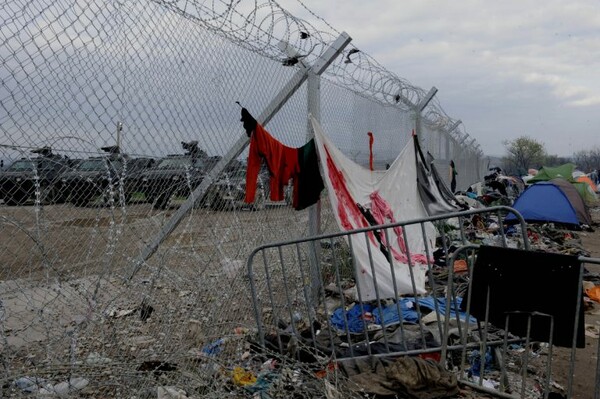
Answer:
285, 0, 600, 157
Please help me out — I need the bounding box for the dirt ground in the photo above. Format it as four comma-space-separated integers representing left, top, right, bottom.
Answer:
1, 201, 600, 397
551, 207, 600, 399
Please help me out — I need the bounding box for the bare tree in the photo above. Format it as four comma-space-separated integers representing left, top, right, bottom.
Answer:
573, 147, 600, 172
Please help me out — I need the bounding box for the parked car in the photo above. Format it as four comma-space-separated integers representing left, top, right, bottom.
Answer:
204, 159, 267, 211
0, 147, 73, 205
59, 146, 154, 206
137, 141, 208, 209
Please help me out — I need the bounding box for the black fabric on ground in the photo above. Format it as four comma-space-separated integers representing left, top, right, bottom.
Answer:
294, 138, 324, 210
461, 245, 584, 348
262, 329, 345, 362
339, 329, 439, 359
414, 137, 462, 216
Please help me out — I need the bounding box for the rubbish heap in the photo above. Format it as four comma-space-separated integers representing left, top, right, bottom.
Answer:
223, 205, 600, 398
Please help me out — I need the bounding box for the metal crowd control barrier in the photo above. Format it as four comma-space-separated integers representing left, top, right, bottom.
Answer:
443, 246, 600, 399
246, 206, 529, 365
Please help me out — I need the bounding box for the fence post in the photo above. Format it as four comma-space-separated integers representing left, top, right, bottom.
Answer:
306, 70, 322, 306
414, 86, 438, 148
128, 32, 352, 280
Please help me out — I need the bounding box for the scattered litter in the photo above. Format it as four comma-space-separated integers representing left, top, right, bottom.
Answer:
453, 259, 468, 273
586, 286, 600, 303
13, 376, 47, 393
140, 301, 154, 322
472, 375, 498, 389
85, 352, 112, 365
130, 335, 156, 349
201, 338, 225, 356
157, 386, 188, 399
106, 307, 137, 318
38, 377, 89, 396
585, 323, 600, 339
232, 366, 257, 386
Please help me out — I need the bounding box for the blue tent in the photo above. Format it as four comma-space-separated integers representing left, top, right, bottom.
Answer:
506, 182, 579, 226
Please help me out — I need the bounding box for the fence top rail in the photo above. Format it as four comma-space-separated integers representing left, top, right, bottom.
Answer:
579, 256, 600, 265
449, 245, 600, 265
246, 205, 528, 262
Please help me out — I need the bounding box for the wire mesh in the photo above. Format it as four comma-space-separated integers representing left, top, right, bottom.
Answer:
1, 0, 486, 396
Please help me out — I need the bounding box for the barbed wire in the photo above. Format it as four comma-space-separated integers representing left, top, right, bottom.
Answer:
147, 0, 478, 151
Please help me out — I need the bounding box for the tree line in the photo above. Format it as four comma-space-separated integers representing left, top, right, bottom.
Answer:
501, 136, 599, 176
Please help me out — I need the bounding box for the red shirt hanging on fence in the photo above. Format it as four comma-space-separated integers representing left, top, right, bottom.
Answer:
246, 123, 298, 203
244, 120, 324, 210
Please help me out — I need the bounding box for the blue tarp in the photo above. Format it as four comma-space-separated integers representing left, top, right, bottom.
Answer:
505, 182, 579, 226
330, 303, 377, 334
330, 297, 475, 333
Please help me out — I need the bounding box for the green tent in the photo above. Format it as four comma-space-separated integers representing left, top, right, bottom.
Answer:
573, 181, 598, 205
529, 163, 576, 183
528, 163, 596, 204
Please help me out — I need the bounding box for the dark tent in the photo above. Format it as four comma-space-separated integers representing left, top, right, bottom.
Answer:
550, 178, 592, 226
505, 182, 579, 227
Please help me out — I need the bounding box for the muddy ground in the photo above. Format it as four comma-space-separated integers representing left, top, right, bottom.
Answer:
1, 202, 599, 397
552, 207, 600, 399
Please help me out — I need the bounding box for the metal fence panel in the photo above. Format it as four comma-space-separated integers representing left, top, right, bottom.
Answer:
247, 207, 529, 360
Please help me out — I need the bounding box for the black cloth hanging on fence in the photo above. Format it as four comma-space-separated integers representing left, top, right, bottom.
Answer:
295, 138, 325, 211
461, 245, 584, 348
414, 136, 462, 216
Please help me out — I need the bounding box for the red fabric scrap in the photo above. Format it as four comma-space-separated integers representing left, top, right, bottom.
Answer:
245, 124, 299, 203
368, 132, 374, 171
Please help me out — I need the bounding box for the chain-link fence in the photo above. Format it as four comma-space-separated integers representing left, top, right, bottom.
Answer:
0, 0, 486, 396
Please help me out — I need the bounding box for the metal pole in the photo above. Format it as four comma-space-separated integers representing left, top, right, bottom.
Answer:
128, 32, 352, 280
116, 121, 123, 149
438, 129, 443, 159
448, 119, 462, 134
417, 87, 438, 112
306, 70, 322, 306
414, 87, 438, 150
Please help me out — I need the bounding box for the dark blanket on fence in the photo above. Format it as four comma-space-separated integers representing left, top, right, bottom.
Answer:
461, 245, 584, 348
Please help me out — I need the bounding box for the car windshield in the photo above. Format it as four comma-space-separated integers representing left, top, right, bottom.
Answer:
77, 159, 122, 171
7, 160, 35, 171
156, 157, 195, 169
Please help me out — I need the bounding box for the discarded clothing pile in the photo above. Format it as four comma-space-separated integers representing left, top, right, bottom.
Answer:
330, 296, 475, 334
343, 356, 459, 399
525, 223, 590, 256
196, 328, 356, 399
